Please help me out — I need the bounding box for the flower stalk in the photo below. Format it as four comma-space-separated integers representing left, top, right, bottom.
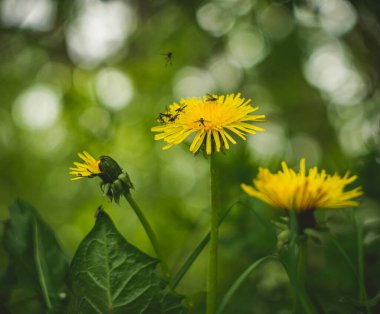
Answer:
207, 153, 220, 314
123, 192, 171, 280
288, 210, 317, 314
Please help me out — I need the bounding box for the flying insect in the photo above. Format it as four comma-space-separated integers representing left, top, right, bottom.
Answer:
161, 52, 173, 67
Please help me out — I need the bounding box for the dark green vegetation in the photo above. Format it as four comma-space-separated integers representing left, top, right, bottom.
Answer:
1, 0, 380, 313
2, 200, 185, 313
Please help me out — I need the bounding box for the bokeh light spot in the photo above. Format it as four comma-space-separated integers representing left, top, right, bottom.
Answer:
227, 29, 269, 68
1, 0, 56, 31
217, 0, 255, 16
173, 67, 215, 98
95, 68, 134, 110
248, 122, 287, 161
294, 0, 357, 37
287, 134, 322, 165
65, 0, 136, 67
304, 43, 366, 106
13, 85, 61, 130
258, 4, 294, 40
208, 55, 243, 91
79, 107, 111, 136
196, 2, 235, 37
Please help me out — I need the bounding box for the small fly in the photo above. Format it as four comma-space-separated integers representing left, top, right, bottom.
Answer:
194, 117, 209, 127
206, 94, 218, 102
161, 52, 173, 67
175, 105, 187, 113
157, 112, 172, 124
168, 113, 179, 122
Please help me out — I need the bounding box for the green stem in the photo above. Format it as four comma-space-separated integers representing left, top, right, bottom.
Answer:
170, 200, 240, 290
123, 193, 171, 280
288, 210, 316, 314
354, 209, 371, 314
207, 154, 220, 314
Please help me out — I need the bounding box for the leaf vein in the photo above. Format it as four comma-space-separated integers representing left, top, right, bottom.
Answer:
111, 261, 156, 302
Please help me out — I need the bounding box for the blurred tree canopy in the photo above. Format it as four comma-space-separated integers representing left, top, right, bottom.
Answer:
1, 0, 380, 313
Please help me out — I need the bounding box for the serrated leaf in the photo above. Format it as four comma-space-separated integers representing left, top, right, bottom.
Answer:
68, 210, 185, 314
2, 199, 70, 314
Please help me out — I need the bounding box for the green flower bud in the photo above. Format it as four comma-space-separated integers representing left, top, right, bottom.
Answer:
98, 156, 123, 183
277, 229, 290, 250
96, 155, 135, 201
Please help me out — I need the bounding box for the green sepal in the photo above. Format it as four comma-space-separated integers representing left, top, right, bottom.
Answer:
101, 182, 111, 197
111, 182, 121, 204
100, 182, 113, 202
97, 156, 134, 202
98, 156, 123, 184
118, 172, 134, 189
112, 179, 124, 194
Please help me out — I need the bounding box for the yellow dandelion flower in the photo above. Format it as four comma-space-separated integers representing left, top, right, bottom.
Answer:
241, 159, 363, 212
69, 151, 101, 180
151, 93, 266, 155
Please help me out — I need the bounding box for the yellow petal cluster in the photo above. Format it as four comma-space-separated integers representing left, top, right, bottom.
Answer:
241, 159, 363, 212
151, 93, 265, 155
69, 151, 101, 180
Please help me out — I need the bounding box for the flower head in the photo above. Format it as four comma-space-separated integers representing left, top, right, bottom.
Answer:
151, 93, 265, 155
241, 159, 363, 212
69, 151, 101, 180
70, 151, 134, 203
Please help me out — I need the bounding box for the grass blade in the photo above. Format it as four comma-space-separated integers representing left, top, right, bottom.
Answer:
170, 200, 241, 290
217, 256, 276, 314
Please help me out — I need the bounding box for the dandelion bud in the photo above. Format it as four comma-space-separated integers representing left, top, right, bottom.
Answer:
71, 152, 134, 202
277, 229, 290, 250
98, 156, 123, 183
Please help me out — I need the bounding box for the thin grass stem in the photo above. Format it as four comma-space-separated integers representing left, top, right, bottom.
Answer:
217, 255, 276, 314
170, 200, 240, 290
353, 209, 372, 314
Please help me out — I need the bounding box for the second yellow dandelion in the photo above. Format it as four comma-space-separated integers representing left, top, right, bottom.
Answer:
241, 158, 363, 212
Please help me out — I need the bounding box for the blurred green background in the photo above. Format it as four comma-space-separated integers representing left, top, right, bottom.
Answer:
1, 0, 380, 312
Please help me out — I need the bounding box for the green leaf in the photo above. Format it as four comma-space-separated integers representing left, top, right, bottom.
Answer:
2, 199, 70, 314
68, 210, 185, 314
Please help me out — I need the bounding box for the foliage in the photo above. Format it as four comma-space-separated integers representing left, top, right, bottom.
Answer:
1, 201, 186, 314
